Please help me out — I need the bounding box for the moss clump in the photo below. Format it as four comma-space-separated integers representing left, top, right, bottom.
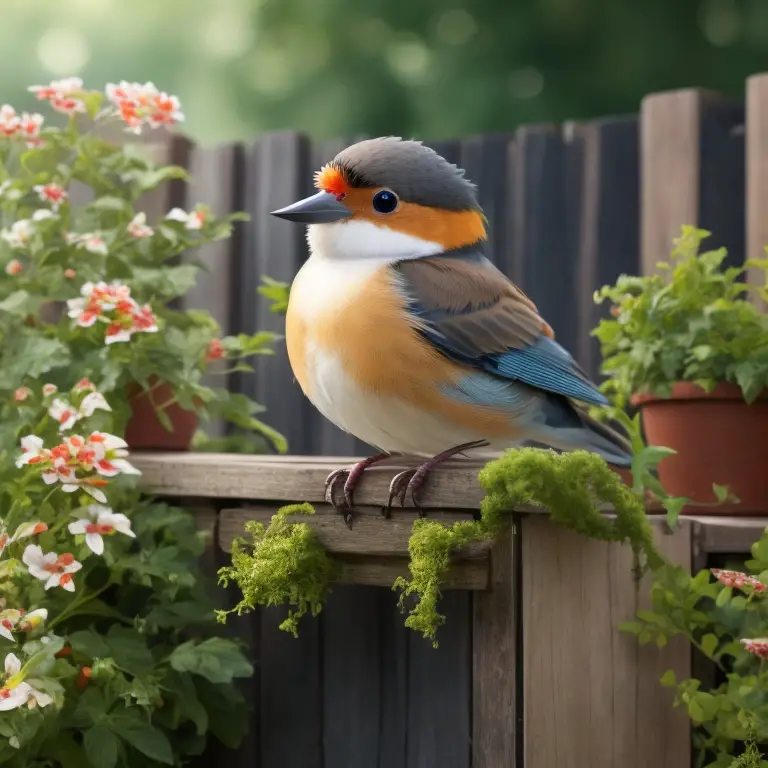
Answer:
216, 503, 335, 637
395, 447, 665, 646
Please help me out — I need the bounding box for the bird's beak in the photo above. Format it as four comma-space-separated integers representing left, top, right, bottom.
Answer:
270, 190, 352, 224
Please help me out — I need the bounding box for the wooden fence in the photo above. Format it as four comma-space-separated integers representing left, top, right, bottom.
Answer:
137, 73, 767, 458
133, 452, 767, 768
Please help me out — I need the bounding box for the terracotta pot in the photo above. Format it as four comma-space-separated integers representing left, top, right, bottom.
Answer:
631, 382, 768, 514
124, 380, 198, 451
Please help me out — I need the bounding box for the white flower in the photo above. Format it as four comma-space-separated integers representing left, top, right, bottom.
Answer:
127, 212, 153, 238
0, 611, 22, 642
83, 432, 140, 477
48, 391, 111, 432
34, 184, 67, 210
1, 220, 33, 249
165, 207, 205, 230
16, 435, 46, 468
22, 545, 81, 592
0, 653, 52, 711
32, 209, 56, 222
42, 384, 57, 396
49, 398, 79, 431
66, 232, 107, 255
69, 505, 135, 555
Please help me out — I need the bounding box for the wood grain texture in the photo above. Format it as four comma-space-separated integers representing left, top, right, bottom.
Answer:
641, 88, 744, 276
747, 74, 768, 308
219, 504, 485, 557
472, 519, 518, 768
181, 143, 239, 437
522, 516, 692, 768
574, 117, 640, 380
690, 516, 768, 559
407, 590, 472, 768
133, 452, 490, 507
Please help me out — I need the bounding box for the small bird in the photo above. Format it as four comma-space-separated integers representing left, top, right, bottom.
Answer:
271, 137, 631, 523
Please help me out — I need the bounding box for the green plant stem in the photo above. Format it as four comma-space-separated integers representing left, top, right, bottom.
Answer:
48, 583, 110, 630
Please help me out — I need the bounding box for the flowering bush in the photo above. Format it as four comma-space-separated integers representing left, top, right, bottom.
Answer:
0, 78, 271, 766
623, 543, 768, 767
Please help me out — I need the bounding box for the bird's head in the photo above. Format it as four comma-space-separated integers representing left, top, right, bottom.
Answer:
270, 137, 486, 262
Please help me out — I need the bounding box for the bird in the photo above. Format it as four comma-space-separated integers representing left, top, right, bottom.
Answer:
270, 137, 631, 525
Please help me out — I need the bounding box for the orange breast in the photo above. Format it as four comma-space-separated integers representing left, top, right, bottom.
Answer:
308, 266, 519, 439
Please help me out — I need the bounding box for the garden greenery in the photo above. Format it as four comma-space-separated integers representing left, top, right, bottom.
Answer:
593, 225, 768, 409
0, 77, 284, 766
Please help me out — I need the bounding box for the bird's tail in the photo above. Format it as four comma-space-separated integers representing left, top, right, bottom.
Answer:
536, 396, 634, 468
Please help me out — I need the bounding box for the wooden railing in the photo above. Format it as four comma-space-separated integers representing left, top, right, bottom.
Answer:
133, 452, 768, 768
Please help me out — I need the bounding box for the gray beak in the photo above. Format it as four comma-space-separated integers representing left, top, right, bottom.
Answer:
270, 190, 352, 224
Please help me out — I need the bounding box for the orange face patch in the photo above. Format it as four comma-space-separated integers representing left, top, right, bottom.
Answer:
314, 165, 349, 199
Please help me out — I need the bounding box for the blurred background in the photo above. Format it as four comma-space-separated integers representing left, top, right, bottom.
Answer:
2, 0, 768, 144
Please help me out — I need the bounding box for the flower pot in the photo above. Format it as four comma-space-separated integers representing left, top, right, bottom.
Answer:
631, 383, 768, 514
124, 380, 198, 451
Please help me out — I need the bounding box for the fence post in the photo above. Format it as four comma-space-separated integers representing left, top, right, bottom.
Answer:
746, 73, 768, 307
641, 89, 744, 275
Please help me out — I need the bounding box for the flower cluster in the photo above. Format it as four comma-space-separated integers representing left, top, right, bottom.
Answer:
17, 430, 139, 502
66, 281, 158, 344
105, 81, 184, 134
0, 105, 44, 147
28, 77, 86, 115
711, 568, 766, 593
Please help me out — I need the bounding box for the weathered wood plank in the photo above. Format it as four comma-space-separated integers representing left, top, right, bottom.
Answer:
181, 142, 240, 437
322, 586, 381, 767
522, 517, 692, 768
219, 504, 485, 557
240, 132, 314, 454
133, 452, 490, 507
260, 603, 322, 768
746, 73, 768, 308
512, 125, 578, 356
377, 588, 409, 766
691, 516, 768, 557
574, 117, 640, 380
641, 88, 744, 276
472, 518, 518, 768
407, 590, 472, 768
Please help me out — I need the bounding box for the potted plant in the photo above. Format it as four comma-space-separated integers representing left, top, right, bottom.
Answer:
0, 77, 285, 453
0, 77, 267, 766
593, 226, 768, 513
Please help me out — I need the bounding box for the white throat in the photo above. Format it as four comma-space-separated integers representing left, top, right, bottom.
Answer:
307, 219, 443, 264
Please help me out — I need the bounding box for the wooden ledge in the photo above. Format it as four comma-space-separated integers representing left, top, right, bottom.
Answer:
132, 452, 490, 508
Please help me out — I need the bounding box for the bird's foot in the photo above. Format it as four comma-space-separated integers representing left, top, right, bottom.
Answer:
324, 452, 393, 529
385, 440, 489, 517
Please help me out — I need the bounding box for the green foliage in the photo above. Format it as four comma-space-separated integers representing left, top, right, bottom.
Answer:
257, 277, 290, 315
622, 530, 768, 767
395, 447, 663, 645
593, 226, 768, 408
216, 503, 336, 636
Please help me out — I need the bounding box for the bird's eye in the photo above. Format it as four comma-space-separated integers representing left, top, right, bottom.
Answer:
372, 189, 398, 214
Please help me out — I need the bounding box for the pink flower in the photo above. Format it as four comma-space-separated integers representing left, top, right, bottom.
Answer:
64, 268, 76, 279
5, 259, 22, 276
105, 81, 184, 134
13, 387, 31, 403
28, 77, 86, 115
34, 183, 67, 211
742, 638, 768, 659
127, 212, 153, 238
22, 545, 81, 592
66, 232, 108, 255
0, 105, 44, 147
206, 339, 225, 361
165, 207, 205, 230
711, 569, 766, 593
74, 378, 95, 392
42, 383, 58, 396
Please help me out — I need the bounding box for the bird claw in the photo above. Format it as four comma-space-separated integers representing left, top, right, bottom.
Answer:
386, 469, 423, 517
324, 468, 355, 529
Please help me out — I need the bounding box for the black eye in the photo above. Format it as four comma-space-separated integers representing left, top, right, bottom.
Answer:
372, 189, 398, 214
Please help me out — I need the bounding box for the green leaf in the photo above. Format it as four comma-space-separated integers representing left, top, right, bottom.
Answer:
716, 586, 732, 607
68, 630, 111, 659
700, 633, 718, 657
0, 333, 70, 388
712, 483, 730, 502
84, 726, 119, 768
662, 496, 687, 528
660, 669, 677, 687
105, 626, 154, 676
169, 638, 254, 684
0, 290, 37, 315
115, 719, 174, 765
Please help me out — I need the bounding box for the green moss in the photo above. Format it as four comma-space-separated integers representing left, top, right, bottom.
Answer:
216, 503, 335, 637
395, 447, 665, 646
729, 737, 762, 768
